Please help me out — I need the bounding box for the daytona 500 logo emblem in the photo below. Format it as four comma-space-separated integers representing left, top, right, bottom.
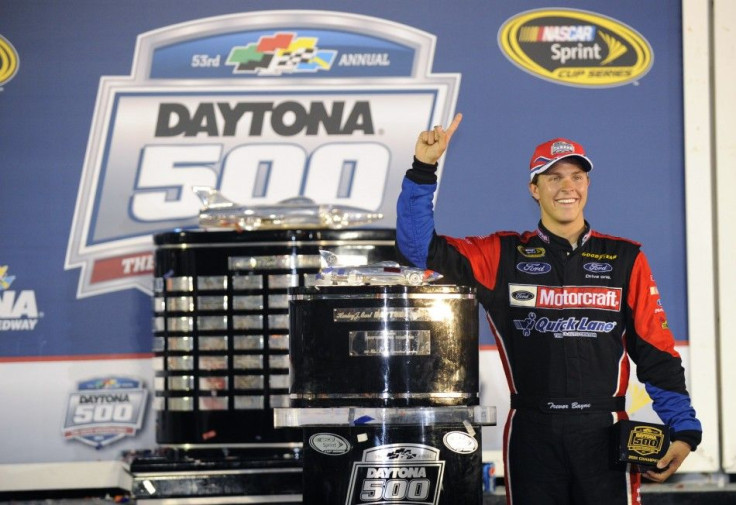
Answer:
346, 444, 445, 505
63, 377, 147, 449
65, 10, 459, 298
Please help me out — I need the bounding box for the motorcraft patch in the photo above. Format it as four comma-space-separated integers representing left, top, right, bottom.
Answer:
509, 284, 622, 311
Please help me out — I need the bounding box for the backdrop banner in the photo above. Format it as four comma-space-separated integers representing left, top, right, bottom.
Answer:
0, 0, 694, 473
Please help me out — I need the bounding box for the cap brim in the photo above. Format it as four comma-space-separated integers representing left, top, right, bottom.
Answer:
529, 154, 593, 181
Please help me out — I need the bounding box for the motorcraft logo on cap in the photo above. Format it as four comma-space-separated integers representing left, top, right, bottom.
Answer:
65, 10, 459, 298
498, 8, 653, 87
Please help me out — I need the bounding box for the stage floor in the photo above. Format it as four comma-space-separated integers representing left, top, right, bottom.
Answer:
3, 480, 736, 505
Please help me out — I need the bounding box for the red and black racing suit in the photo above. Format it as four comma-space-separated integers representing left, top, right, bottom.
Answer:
396, 158, 702, 505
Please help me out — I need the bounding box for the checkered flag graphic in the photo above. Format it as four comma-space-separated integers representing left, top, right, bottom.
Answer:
274, 47, 316, 69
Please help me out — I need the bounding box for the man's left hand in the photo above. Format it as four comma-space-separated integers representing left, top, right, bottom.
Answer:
643, 440, 692, 482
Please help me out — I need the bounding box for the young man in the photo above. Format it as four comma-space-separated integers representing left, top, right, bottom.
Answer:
396, 113, 702, 504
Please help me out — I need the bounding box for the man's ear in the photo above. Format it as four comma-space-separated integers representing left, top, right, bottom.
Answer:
529, 182, 540, 201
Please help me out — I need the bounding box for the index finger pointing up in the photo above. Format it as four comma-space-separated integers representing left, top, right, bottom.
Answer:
444, 113, 463, 139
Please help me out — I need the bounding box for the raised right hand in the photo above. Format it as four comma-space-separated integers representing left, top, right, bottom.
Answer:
414, 113, 463, 165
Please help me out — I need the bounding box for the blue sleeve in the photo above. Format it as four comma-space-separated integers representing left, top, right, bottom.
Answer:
645, 383, 702, 440
396, 177, 437, 269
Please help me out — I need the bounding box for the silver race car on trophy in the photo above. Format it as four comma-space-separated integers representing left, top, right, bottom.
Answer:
193, 186, 383, 230
315, 250, 443, 286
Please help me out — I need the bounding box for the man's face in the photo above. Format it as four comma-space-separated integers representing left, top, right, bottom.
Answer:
529, 159, 590, 228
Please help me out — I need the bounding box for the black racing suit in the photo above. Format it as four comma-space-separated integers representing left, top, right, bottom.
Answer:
396, 158, 702, 505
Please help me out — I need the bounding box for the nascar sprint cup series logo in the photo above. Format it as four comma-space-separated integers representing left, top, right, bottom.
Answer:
65, 10, 459, 298
498, 8, 653, 87
0, 35, 19, 89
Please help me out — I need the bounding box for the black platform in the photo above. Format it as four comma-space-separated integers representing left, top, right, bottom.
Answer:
2, 478, 735, 504
125, 446, 303, 504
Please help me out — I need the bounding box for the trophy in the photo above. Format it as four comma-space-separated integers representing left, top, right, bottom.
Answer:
193, 186, 383, 230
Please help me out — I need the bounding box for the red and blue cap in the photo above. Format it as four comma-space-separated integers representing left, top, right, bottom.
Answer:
529, 138, 593, 181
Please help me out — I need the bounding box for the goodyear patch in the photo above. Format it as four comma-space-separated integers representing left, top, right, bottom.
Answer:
498, 8, 653, 87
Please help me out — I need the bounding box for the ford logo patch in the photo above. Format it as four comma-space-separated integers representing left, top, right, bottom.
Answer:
512, 290, 535, 301
583, 262, 613, 273
516, 262, 552, 275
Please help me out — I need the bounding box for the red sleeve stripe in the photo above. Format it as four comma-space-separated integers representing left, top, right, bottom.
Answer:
589, 229, 641, 247
626, 252, 680, 358
503, 409, 517, 504
486, 311, 517, 394
443, 234, 501, 290
615, 332, 630, 396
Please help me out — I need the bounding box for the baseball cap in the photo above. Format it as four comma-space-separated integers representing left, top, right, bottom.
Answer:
528, 138, 593, 181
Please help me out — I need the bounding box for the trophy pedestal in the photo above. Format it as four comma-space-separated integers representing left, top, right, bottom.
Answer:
275, 406, 496, 505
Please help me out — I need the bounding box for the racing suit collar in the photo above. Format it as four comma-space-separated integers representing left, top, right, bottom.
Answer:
536, 221, 592, 251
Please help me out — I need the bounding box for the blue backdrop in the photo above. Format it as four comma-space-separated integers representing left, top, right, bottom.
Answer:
0, 0, 686, 358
